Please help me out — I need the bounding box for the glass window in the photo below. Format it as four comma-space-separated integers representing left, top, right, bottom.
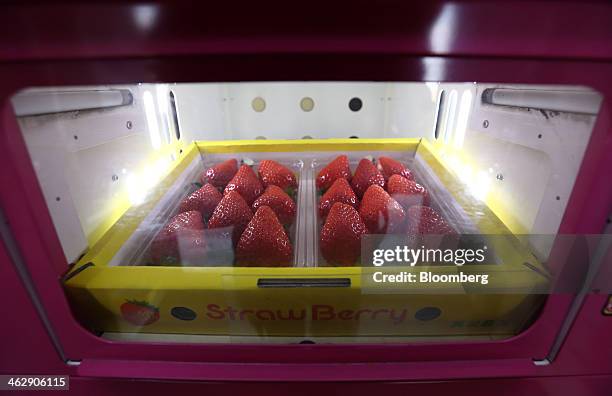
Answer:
10, 82, 603, 343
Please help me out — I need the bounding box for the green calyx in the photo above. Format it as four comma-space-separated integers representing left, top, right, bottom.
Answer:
285, 186, 296, 197
125, 299, 159, 312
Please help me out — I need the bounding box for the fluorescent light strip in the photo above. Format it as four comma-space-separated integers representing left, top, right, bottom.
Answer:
143, 90, 161, 150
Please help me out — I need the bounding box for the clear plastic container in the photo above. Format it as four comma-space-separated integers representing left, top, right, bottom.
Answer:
310, 151, 482, 267
108, 152, 306, 267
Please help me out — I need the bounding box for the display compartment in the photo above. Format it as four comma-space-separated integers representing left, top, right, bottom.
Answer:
64, 138, 547, 338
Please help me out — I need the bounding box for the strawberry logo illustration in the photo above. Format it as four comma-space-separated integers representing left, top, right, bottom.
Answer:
120, 300, 160, 326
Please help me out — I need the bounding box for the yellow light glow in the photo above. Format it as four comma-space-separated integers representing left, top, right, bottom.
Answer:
447, 154, 461, 172
142, 166, 158, 190
126, 173, 146, 205
459, 164, 473, 185
436, 146, 491, 203
154, 157, 171, 176
471, 170, 492, 201
125, 156, 172, 206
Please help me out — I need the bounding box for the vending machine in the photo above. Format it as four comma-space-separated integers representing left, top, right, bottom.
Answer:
0, 1, 610, 394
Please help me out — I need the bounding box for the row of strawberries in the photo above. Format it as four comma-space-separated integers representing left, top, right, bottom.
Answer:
149, 158, 299, 267
316, 155, 455, 266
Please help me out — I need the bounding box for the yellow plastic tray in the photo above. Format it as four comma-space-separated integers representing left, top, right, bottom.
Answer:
64, 138, 548, 338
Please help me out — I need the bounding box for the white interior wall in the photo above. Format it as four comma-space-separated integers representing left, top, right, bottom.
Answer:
385, 83, 439, 138
434, 83, 600, 259
16, 84, 178, 263
173, 82, 437, 140
168, 84, 225, 143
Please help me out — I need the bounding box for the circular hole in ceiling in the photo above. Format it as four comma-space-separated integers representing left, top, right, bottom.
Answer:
349, 97, 363, 112
251, 97, 266, 112
300, 97, 315, 112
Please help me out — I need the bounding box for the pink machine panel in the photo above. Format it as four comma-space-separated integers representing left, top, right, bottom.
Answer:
0, 1, 611, 395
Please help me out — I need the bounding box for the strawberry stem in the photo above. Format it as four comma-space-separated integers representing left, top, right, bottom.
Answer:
126, 299, 159, 312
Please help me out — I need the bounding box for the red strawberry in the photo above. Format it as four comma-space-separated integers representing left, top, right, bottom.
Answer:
405, 206, 457, 253
252, 185, 296, 226
351, 158, 385, 198
359, 185, 406, 234
258, 160, 297, 192
201, 158, 238, 188
236, 206, 293, 267
316, 155, 352, 191
224, 164, 264, 205
320, 202, 368, 266
166, 210, 205, 231
208, 190, 253, 243
406, 205, 455, 235
120, 300, 160, 325
149, 211, 206, 265
318, 178, 359, 218
387, 174, 430, 210
178, 183, 223, 220
377, 156, 414, 181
